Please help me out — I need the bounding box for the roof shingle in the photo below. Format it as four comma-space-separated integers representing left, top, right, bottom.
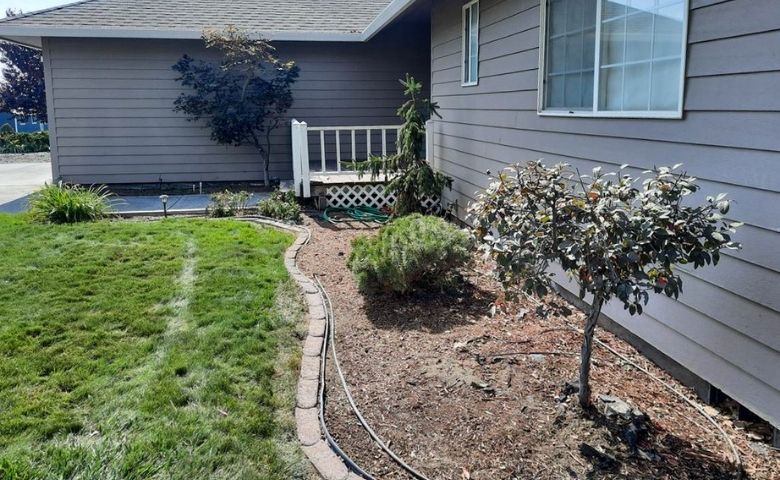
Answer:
0, 0, 394, 35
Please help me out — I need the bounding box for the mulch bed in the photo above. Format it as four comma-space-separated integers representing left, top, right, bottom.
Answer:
296, 214, 779, 480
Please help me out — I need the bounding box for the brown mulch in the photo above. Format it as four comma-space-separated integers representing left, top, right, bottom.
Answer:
296, 214, 780, 480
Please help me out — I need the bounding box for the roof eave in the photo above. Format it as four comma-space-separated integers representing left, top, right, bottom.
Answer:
0, 26, 366, 43
0, 34, 42, 48
0, 0, 421, 45
361, 0, 418, 40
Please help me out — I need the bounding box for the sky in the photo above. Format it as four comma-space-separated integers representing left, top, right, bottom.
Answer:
2, 0, 69, 16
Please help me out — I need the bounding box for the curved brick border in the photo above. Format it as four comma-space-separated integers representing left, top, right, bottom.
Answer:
243, 218, 360, 480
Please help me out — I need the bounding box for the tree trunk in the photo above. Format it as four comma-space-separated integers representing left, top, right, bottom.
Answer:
264, 131, 272, 188
578, 294, 603, 409
395, 189, 418, 217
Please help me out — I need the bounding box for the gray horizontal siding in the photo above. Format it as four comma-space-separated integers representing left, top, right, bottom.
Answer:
431, 0, 780, 428
44, 23, 429, 184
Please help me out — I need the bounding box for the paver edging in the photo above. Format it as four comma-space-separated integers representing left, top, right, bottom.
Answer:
242, 217, 355, 480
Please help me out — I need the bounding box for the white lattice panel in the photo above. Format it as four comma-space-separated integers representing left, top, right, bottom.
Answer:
325, 184, 440, 213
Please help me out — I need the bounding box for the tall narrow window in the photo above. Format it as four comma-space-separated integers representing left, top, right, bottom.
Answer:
545, 0, 597, 109
541, 0, 688, 117
462, 0, 480, 86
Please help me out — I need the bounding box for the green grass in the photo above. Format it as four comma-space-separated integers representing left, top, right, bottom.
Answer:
0, 215, 312, 480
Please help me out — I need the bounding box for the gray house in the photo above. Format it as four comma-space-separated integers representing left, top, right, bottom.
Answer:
1, 0, 778, 438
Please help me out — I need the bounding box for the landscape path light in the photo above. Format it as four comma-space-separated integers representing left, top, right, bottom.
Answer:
159, 194, 169, 218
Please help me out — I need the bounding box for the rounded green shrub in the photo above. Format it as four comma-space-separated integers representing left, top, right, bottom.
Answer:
347, 214, 472, 294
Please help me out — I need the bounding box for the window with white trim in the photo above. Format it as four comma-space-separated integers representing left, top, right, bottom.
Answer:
462, 0, 480, 86
540, 0, 688, 117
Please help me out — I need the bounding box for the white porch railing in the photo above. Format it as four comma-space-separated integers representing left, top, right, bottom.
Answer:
291, 119, 434, 198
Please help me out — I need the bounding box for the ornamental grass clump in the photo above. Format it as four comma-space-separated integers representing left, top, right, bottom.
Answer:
469, 161, 741, 408
29, 182, 113, 224
348, 214, 472, 294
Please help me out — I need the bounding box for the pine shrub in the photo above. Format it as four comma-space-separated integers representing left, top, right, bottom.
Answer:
348, 214, 472, 294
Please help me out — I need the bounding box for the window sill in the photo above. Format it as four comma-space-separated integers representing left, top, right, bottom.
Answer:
461, 81, 479, 87
537, 109, 683, 120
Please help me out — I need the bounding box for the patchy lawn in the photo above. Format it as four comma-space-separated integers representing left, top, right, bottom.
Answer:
0, 215, 312, 480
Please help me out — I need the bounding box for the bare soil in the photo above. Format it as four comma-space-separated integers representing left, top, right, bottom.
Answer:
296, 214, 779, 480
0, 152, 50, 163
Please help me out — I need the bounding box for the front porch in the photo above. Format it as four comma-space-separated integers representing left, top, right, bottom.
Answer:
289, 119, 436, 210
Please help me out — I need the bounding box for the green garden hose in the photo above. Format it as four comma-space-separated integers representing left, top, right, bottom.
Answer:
321, 206, 391, 224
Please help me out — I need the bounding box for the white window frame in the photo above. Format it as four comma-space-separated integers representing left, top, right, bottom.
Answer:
462, 0, 480, 87
537, 0, 689, 119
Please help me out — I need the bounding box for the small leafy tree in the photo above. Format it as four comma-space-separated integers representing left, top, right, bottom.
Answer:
172, 26, 299, 186
354, 75, 451, 216
470, 161, 741, 408
0, 10, 47, 121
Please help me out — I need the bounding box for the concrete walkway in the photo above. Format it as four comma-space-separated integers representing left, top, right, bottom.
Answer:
0, 163, 52, 213
1, 189, 271, 215
114, 192, 270, 215
0, 165, 271, 215
113, 194, 214, 214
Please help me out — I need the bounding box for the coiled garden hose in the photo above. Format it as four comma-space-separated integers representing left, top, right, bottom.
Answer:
315, 275, 432, 480
321, 206, 391, 224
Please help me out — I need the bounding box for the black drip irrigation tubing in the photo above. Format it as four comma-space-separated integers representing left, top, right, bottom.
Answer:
314, 277, 376, 480
283, 224, 371, 477
284, 225, 369, 476
313, 275, 431, 480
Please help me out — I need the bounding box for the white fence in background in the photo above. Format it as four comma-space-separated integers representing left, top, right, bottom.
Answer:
291, 119, 434, 198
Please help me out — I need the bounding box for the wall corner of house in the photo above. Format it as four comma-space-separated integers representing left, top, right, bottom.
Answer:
41, 37, 60, 182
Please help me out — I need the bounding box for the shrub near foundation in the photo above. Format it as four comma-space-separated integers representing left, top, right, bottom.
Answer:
469, 161, 742, 408
348, 214, 472, 294
257, 190, 301, 222
29, 183, 113, 224
207, 190, 251, 217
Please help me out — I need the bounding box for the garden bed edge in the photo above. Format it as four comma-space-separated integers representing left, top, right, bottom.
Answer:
243, 217, 360, 480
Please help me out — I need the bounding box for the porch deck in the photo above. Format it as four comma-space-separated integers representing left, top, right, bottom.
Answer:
309, 173, 395, 185
291, 119, 432, 199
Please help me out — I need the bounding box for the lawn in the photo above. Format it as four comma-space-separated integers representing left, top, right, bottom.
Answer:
0, 215, 312, 480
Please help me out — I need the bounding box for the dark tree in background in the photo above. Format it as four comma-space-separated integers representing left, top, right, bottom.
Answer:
172, 26, 299, 186
0, 10, 47, 121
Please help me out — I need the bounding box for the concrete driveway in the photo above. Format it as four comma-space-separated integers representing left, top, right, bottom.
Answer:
0, 163, 52, 212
